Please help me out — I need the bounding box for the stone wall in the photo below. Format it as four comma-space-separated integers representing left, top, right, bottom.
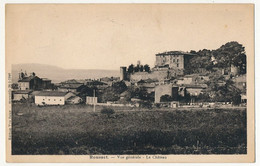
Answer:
154, 84, 173, 103
130, 71, 167, 82
130, 69, 184, 82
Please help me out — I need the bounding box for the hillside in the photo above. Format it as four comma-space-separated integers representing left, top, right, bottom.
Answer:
12, 63, 120, 83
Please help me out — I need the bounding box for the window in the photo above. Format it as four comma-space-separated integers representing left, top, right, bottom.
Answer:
54, 99, 56, 101
177, 59, 179, 62
173, 59, 175, 62
60, 99, 62, 101
48, 99, 50, 101
177, 64, 179, 67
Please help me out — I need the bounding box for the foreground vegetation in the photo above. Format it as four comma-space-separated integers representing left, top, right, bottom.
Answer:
12, 103, 247, 154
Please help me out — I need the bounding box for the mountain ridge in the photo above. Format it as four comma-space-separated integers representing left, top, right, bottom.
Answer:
12, 63, 120, 83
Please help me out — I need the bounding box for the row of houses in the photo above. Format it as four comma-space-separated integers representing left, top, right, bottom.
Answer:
13, 90, 83, 105
12, 63, 247, 107
12, 72, 114, 106
13, 72, 85, 104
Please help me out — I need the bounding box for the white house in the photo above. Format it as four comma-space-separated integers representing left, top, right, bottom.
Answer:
35, 91, 73, 105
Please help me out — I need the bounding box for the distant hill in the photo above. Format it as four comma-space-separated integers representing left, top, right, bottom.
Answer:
12, 63, 120, 83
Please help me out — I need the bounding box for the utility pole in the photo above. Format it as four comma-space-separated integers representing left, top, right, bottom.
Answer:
93, 89, 96, 112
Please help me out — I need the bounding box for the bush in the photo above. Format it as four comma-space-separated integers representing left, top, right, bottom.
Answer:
100, 108, 115, 116
140, 101, 152, 108
160, 95, 173, 102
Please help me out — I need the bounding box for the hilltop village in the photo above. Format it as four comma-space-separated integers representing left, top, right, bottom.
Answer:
12, 41, 247, 108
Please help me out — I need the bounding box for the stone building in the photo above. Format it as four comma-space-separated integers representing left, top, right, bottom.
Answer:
18, 76, 42, 90
185, 84, 207, 96
17, 71, 53, 90
41, 78, 52, 89
13, 90, 32, 101
57, 83, 85, 93
155, 51, 195, 70
120, 67, 127, 81
154, 84, 179, 103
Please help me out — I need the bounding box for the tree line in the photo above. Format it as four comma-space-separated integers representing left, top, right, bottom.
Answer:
127, 64, 151, 74
186, 41, 246, 75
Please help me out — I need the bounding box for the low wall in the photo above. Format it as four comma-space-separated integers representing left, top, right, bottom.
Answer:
87, 102, 139, 107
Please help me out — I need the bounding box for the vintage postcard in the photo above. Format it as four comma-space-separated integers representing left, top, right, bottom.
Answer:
5, 4, 255, 163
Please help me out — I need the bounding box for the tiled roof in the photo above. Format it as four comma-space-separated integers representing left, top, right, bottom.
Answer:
35, 91, 68, 97
18, 76, 34, 82
13, 90, 32, 94
184, 84, 208, 89
18, 76, 40, 82
67, 96, 82, 101
58, 83, 84, 89
156, 51, 196, 56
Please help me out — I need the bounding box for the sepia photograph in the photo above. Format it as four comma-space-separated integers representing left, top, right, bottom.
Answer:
5, 4, 255, 162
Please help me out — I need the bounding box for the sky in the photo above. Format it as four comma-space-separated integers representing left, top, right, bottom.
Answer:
6, 4, 254, 70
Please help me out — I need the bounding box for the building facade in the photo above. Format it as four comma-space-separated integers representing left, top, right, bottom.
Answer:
17, 73, 53, 90
120, 67, 127, 81
13, 90, 32, 101
86, 96, 98, 104
154, 84, 179, 103
35, 91, 72, 105
155, 51, 195, 70
18, 76, 42, 90
57, 83, 85, 92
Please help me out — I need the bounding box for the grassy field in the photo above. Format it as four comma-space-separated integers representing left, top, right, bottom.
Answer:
12, 103, 247, 155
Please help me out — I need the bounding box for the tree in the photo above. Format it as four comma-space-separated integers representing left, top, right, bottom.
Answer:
134, 65, 140, 72
231, 92, 242, 105
112, 81, 127, 93
196, 93, 210, 102
128, 64, 134, 74
186, 41, 247, 75
99, 87, 120, 102
11, 83, 19, 90
214, 41, 246, 74
204, 74, 242, 104
190, 50, 196, 54
160, 95, 173, 102
140, 65, 144, 72
99, 81, 127, 103
186, 54, 213, 74
79, 86, 96, 102
144, 64, 150, 72
124, 86, 151, 101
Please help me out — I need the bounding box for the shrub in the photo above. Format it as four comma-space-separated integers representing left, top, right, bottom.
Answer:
160, 95, 173, 102
140, 101, 152, 108
100, 107, 115, 116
